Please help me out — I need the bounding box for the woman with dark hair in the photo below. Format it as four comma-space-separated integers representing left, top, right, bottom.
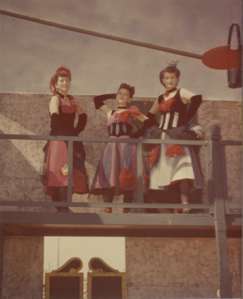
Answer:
91, 83, 152, 213
43, 66, 89, 212
147, 62, 204, 213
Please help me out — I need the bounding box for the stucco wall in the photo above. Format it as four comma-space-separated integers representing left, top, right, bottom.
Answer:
0, 93, 241, 211
2, 236, 44, 299
125, 237, 242, 299
0, 93, 242, 299
197, 100, 242, 210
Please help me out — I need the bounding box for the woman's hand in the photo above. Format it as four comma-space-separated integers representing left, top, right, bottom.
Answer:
133, 112, 148, 122
93, 93, 116, 118
72, 100, 85, 115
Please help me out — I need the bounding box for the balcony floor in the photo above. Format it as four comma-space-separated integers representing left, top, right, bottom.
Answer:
1, 211, 241, 238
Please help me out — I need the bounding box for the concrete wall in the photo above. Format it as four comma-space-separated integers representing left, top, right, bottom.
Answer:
0, 93, 242, 299
197, 100, 242, 210
2, 236, 44, 299
125, 237, 242, 298
0, 94, 241, 211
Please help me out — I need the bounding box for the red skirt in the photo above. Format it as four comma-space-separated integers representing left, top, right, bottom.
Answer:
44, 140, 89, 196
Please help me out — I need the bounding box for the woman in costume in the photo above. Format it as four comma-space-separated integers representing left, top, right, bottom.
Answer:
43, 66, 89, 212
147, 62, 204, 213
91, 83, 152, 213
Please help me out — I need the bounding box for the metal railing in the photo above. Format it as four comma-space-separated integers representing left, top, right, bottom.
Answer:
0, 125, 242, 298
0, 125, 241, 213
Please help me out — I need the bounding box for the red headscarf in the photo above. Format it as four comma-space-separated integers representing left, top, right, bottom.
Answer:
49, 66, 72, 92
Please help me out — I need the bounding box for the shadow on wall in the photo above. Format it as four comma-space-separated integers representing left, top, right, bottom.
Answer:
0, 134, 51, 211
0, 94, 242, 212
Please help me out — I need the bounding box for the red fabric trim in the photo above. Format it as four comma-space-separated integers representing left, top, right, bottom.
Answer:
166, 144, 185, 157
159, 97, 175, 111
148, 145, 160, 167
116, 106, 140, 122
119, 168, 149, 192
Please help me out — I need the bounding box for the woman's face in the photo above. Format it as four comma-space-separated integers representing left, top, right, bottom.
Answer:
116, 88, 131, 107
55, 76, 71, 93
162, 72, 179, 90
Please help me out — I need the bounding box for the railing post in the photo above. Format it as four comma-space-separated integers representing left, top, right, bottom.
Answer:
136, 141, 143, 204
220, 146, 230, 214
206, 140, 214, 214
210, 125, 232, 298
0, 224, 4, 298
67, 140, 73, 204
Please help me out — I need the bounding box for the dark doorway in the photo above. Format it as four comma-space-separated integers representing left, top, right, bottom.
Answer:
50, 276, 80, 299
91, 276, 122, 299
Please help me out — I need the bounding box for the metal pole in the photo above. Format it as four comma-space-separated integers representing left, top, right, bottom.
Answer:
210, 125, 233, 298
136, 141, 144, 204
206, 141, 214, 214
57, 238, 59, 269
0, 224, 4, 298
67, 140, 73, 204
0, 9, 202, 60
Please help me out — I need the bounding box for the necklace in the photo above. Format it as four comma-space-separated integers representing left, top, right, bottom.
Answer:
164, 88, 177, 97
56, 90, 68, 100
118, 106, 127, 109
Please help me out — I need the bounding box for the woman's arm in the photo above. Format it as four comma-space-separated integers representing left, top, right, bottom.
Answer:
49, 95, 59, 115
130, 112, 158, 138
180, 88, 197, 104
180, 88, 203, 125
94, 93, 116, 118
73, 99, 86, 115
71, 100, 88, 135
148, 97, 160, 116
73, 113, 87, 135
132, 112, 148, 122
49, 96, 60, 135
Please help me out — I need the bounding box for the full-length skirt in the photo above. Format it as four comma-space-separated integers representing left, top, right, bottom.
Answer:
91, 136, 148, 195
43, 140, 89, 196
149, 132, 203, 191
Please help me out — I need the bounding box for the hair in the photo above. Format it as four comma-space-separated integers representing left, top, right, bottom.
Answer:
118, 83, 135, 98
159, 66, 180, 87
53, 70, 71, 84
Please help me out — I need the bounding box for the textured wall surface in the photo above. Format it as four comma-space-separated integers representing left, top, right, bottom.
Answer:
0, 94, 241, 211
197, 100, 242, 210
0, 94, 153, 213
0, 94, 242, 299
125, 237, 242, 299
2, 236, 44, 299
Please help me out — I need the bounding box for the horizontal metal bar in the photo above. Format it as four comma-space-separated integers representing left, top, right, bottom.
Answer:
0, 211, 216, 226
0, 134, 207, 145
220, 140, 242, 146
0, 9, 202, 60
3, 223, 220, 238
0, 201, 211, 209
1, 135, 242, 147
0, 212, 241, 228
4, 223, 241, 238
228, 204, 242, 209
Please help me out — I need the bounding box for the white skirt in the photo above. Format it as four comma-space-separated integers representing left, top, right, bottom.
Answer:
149, 132, 203, 190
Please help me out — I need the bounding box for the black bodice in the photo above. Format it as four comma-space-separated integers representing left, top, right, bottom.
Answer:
58, 105, 76, 135
49, 104, 87, 136
158, 89, 187, 130
108, 122, 132, 137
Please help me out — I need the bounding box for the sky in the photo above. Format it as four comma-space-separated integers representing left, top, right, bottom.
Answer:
44, 237, 126, 282
44, 236, 125, 298
0, 0, 242, 101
